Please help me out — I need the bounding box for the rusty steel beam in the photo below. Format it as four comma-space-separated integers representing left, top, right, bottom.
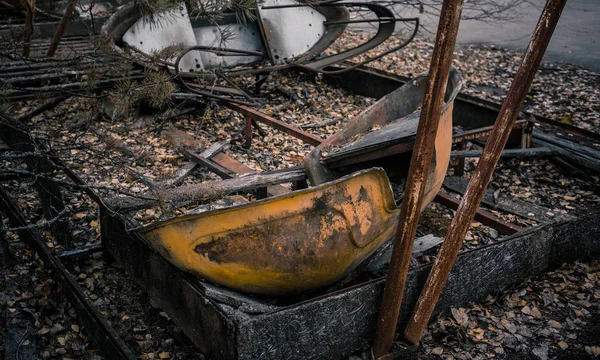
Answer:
224, 103, 324, 146
46, 0, 77, 57
22, 0, 35, 57
452, 119, 529, 144
371, 0, 464, 355
434, 192, 523, 235
450, 146, 556, 159
244, 115, 253, 148
403, 0, 567, 344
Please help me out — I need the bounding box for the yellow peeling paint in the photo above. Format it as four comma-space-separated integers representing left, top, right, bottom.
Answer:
137, 169, 399, 296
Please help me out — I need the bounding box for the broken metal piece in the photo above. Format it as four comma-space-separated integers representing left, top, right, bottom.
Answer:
257, 0, 348, 64
305, 68, 462, 214
190, 14, 265, 69
297, 3, 419, 74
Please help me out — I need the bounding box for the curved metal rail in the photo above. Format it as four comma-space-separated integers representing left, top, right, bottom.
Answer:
297, 3, 419, 74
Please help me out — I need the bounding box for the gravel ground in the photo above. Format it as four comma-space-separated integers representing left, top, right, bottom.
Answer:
1, 29, 599, 359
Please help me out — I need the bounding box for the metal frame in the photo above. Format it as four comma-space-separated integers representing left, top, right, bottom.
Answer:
100, 205, 600, 359
0, 187, 136, 360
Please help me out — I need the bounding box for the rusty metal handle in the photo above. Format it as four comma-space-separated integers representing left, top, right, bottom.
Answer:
403, 0, 568, 344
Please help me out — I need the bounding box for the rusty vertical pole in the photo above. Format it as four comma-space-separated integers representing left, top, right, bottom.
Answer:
454, 141, 466, 176
244, 115, 253, 148
22, 0, 35, 57
46, 0, 77, 57
404, 0, 567, 344
371, 0, 464, 357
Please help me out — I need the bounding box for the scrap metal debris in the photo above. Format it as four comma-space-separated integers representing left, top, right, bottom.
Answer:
101, 0, 419, 104
0, 0, 598, 354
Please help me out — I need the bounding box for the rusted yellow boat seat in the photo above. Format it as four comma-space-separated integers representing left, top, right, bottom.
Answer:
136, 168, 399, 296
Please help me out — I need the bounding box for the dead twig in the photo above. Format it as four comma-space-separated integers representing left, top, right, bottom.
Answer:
17, 96, 70, 123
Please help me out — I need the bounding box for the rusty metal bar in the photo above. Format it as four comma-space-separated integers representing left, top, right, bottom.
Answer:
244, 115, 253, 148
224, 103, 324, 146
323, 121, 531, 169
181, 148, 234, 179
450, 146, 556, 159
453, 140, 466, 176
22, 0, 35, 57
324, 17, 396, 26
46, 0, 77, 57
404, 0, 567, 344
451, 119, 529, 144
371, 0, 464, 356
434, 192, 523, 235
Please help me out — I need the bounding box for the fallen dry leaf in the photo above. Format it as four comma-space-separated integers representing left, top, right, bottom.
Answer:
73, 212, 87, 220
451, 307, 469, 326
430, 347, 443, 356
548, 320, 562, 329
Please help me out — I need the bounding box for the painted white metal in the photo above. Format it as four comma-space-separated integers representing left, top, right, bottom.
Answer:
122, 4, 201, 72
191, 16, 265, 69
258, 0, 327, 64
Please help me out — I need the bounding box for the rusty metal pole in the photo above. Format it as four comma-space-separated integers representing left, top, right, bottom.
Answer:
46, 0, 77, 57
371, 0, 464, 357
22, 0, 35, 57
404, 0, 567, 344
244, 115, 253, 148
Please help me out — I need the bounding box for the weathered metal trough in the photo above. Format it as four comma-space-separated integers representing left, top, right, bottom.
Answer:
102, 206, 600, 359
100, 66, 600, 359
